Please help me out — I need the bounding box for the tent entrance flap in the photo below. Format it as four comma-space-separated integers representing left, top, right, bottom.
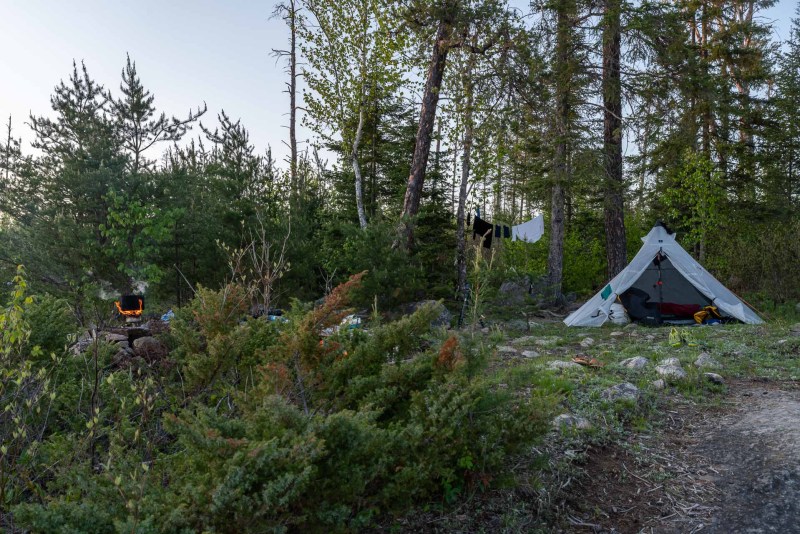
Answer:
628, 257, 712, 307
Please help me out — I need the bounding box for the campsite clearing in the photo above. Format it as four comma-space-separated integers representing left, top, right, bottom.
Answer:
391, 317, 800, 533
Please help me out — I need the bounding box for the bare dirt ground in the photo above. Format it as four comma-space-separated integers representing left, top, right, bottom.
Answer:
566, 379, 800, 533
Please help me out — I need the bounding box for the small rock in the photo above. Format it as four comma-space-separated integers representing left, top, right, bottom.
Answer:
645, 335, 655, 342
610, 331, 625, 337
620, 356, 649, 369
777, 339, 788, 345
497, 345, 517, 353
601, 382, 640, 402
656, 364, 687, 379
480, 327, 490, 334
102, 332, 128, 343
580, 337, 595, 348
704, 372, 725, 385
652, 379, 666, 390
548, 360, 583, 370
69, 338, 93, 355
511, 336, 537, 346
694, 352, 722, 369
535, 336, 562, 347
521, 350, 540, 358
553, 414, 592, 430
790, 323, 800, 335
624, 323, 639, 330
661, 357, 681, 366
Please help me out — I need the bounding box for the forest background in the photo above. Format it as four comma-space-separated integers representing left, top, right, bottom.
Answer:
0, 0, 799, 531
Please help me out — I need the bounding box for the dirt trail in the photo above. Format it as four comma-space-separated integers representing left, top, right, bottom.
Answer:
692, 382, 800, 533
566, 380, 800, 533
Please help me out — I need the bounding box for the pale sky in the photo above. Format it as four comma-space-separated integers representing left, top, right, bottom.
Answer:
0, 0, 796, 170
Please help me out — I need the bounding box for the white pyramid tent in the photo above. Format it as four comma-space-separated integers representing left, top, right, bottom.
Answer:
564, 223, 763, 327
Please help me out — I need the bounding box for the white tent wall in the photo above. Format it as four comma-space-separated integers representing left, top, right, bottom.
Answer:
564, 225, 764, 327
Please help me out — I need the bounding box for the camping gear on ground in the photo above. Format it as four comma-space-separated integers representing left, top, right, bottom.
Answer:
161, 309, 175, 323
116, 294, 144, 323
609, 302, 630, 325
694, 305, 722, 324
564, 223, 763, 327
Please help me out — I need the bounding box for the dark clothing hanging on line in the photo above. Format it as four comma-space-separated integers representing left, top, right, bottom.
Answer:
472, 216, 493, 248
494, 225, 511, 238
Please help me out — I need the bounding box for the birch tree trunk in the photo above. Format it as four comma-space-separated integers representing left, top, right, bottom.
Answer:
456, 56, 475, 299
352, 108, 368, 229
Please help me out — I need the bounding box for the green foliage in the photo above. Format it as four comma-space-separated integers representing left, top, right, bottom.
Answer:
100, 190, 181, 285
319, 219, 428, 306
22, 293, 77, 356
6, 274, 553, 532
662, 151, 724, 257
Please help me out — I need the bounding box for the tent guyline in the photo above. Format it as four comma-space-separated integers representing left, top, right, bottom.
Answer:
564, 222, 763, 327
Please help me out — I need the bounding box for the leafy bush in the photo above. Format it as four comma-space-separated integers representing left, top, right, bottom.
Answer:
9, 272, 554, 532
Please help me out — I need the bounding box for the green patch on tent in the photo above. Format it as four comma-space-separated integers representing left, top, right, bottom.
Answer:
601, 284, 612, 300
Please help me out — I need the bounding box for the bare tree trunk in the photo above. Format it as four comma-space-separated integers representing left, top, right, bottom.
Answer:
289, 0, 299, 196
352, 108, 368, 229
397, 9, 455, 249
273, 1, 299, 196
456, 57, 475, 299
547, 0, 575, 305
602, 0, 627, 278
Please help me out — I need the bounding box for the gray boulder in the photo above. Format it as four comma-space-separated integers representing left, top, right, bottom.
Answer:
704, 372, 725, 385
661, 357, 681, 367
101, 332, 129, 343
521, 350, 540, 358
496, 345, 518, 355
548, 360, 583, 370
601, 382, 640, 402
652, 379, 666, 390
498, 277, 531, 306
553, 414, 591, 430
656, 364, 687, 379
694, 352, 722, 369
580, 337, 595, 348
620, 356, 649, 369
